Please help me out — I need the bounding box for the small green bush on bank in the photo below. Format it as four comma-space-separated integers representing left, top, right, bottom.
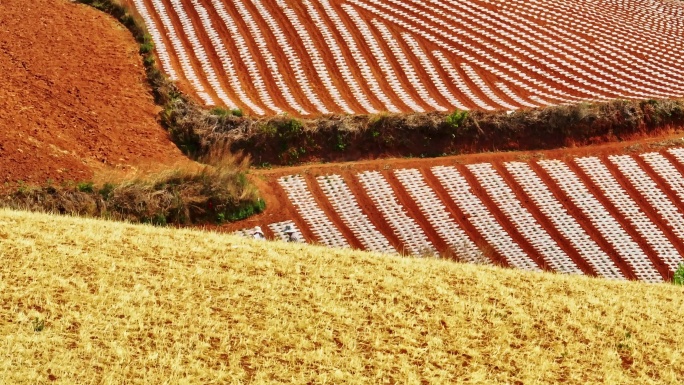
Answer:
674, 263, 684, 285
445, 109, 468, 130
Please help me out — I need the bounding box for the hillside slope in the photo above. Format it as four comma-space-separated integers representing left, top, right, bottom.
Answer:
0, 209, 682, 384
0, 0, 188, 185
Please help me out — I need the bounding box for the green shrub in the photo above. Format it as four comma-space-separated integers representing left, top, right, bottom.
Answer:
77, 182, 94, 193
277, 117, 303, 136
142, 55, 155, 67
151, 213, 167, 226
225, 198, 266, 222
33, 317, 45, 332
139, 42, 154, 54
674, 263, 684, 285
99, 183, 116, 200
210, 107, 232, 117
445, 109, 468, 129
209, 107, 243, 118
334, 133, 347, 151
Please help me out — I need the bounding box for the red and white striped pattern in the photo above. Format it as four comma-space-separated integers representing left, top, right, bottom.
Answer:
504, 161, 624, 280
357, 170, 435, 255
467, 163, 582, 275
278, 175, 349, 248
317, 174, 396, 253
395, 168, 486, 264
131, 0, 684, 116
540, 159, 662, 283
430, 165, 539, 271
266, 147, 684, 283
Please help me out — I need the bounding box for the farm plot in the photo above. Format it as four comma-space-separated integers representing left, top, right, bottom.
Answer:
239, 147, 684, 283
131, 0, 684, 116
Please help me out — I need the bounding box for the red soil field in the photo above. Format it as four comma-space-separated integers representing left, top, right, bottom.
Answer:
0, 0, 189, 186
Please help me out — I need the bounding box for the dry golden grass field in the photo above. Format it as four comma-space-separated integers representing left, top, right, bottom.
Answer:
0, 209, 683, 384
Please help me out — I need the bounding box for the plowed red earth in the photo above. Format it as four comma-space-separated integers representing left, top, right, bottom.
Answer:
0, 0, 189, 187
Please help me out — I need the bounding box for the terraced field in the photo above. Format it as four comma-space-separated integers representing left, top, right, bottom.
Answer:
130, 0, 684, 116
239, 146, 684, 283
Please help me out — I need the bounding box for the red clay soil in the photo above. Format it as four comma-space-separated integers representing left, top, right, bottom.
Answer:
0, 0, 190, 187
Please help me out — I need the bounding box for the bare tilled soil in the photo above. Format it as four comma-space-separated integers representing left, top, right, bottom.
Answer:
0, 0, 189, 186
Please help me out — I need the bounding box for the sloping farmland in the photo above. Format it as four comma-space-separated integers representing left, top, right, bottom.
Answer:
239, 146, 684, 283
130, 0, 684, 116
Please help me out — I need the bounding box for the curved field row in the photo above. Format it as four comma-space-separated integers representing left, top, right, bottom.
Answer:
131, 0, 684, 116
240, 147, 684, 283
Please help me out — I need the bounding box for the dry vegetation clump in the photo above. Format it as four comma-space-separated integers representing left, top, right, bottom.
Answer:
0, 153, 263, 225
1, 209, 683, 384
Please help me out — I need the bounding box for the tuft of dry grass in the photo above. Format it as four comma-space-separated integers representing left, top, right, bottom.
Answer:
1, 209, 683, 384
